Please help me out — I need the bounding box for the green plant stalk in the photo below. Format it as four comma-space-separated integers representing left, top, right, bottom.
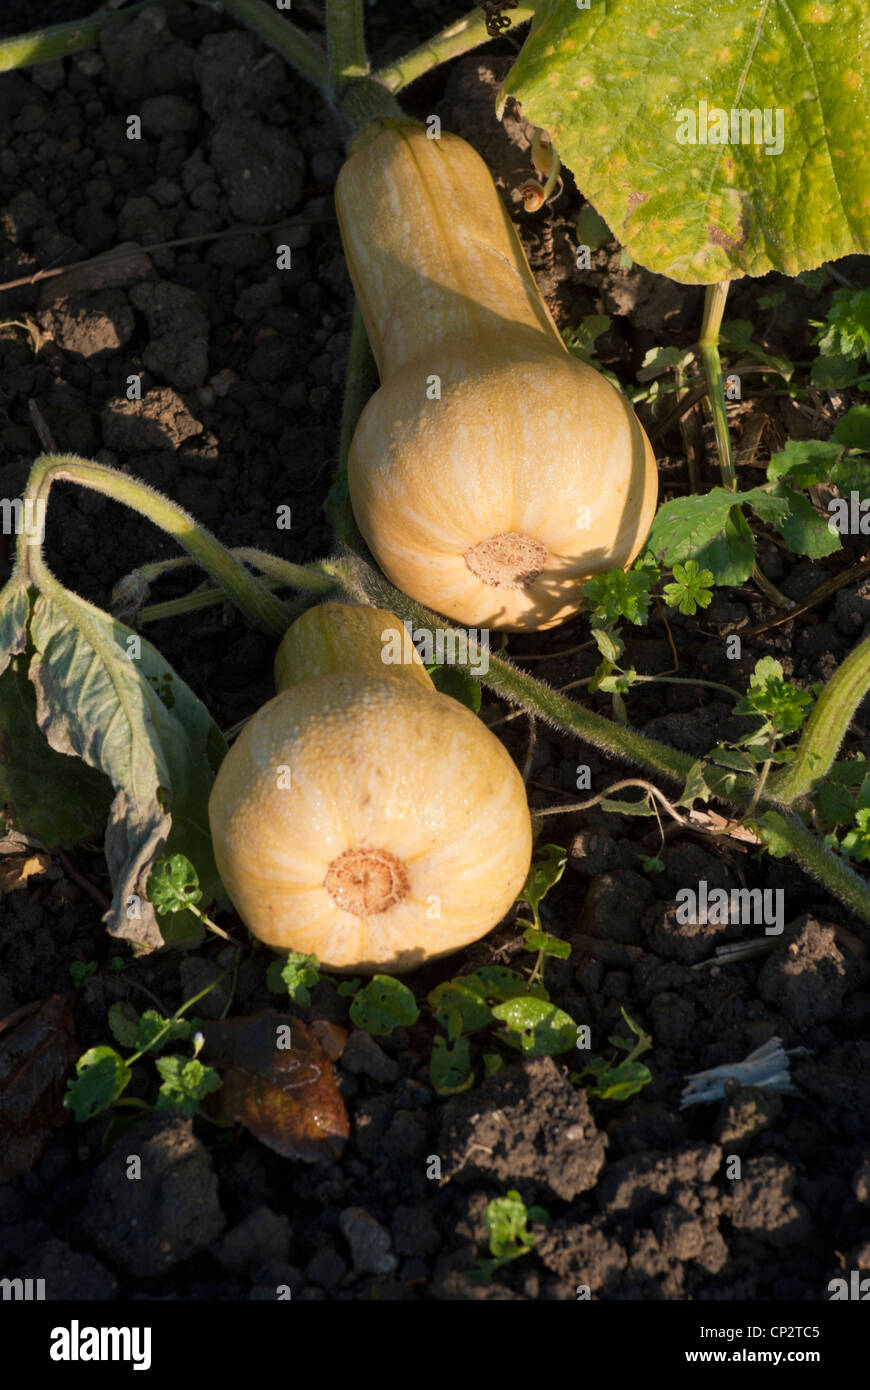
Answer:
14, 455, 294, 638
218, 0, 331, 98
698, 282, 735, 490
699, 286, 789, 610
698, 284, 793, 611
220, 0, 401, 136
769, 627, 870, 803
337, 76, 405, 136
326, 0, 368, 90
140, 586, 280, 625
373, 5, 534, 93
116, 544, 332, 600
0, 0, 162, 71
125, 970, 231, 1068
328, 551, 709, 785
770, 808, 870, 923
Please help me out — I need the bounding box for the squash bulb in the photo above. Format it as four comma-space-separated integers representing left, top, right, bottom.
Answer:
208, 607, 533, 974
335, 119, 658, 632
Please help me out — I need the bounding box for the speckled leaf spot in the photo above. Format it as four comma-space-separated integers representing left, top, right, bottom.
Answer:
498, 0, 870, 284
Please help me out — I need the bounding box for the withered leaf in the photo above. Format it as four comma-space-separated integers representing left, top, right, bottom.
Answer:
0, 993, 79, 1180
199, 1011, 349, 1163
0, 852, 51, 894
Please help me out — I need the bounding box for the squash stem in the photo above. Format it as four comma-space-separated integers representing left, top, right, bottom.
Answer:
326, 0, 369, 91
218, 0, 331, 100
768, 627, 870, 804
115, 549, 334, 616
698, 282, 736, 491
220, 0, 400, 136
373, 5, 534, 93
337, 77, 406, 137
0, 0, 164, 71
698, 282, 793, 611
14, 455, 295, 638
332, 300, 378, 552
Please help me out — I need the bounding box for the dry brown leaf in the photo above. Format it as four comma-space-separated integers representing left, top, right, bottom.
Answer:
0, 852, 51, 894
200, 1011, 349, 1163
687, 808, 761, 846
0, 993, 79, 1180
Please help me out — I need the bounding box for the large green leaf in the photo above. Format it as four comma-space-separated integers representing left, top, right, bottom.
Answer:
644, 487, 769, 583
499, 0, 870, 283
0, 654, 112, 847
1, 577, 225, 947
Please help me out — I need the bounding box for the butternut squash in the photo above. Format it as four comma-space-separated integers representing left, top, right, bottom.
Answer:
209, 604, 532, 973
335, 118, 658, 632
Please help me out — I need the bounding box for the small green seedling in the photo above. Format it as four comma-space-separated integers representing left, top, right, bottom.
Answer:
146, 853, 235, 943
68, 960, 97, 986
515, 843, 570, 990
64, 858, 227, 1123
810, 287, 870, 387
65, 1002, 221, 1123
572, 1007, 652, 1102
468, 1190, 549, 1283
266, 952, 321, 1007
582, 563, 657, 629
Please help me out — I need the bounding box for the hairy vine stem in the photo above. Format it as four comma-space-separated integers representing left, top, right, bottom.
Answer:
769, 628, 870, 803
0, 0, 165, 71
10, 447, 870, 924
13, 455, 299, 638
373, 5, 534, 93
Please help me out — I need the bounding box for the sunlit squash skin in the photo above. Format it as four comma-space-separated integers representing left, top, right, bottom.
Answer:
209, 604, 533, 974
273, 601, 432, 693
335, 119, 658, 631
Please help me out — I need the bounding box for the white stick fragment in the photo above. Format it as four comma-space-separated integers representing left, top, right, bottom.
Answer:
680, 1037, 808, 1109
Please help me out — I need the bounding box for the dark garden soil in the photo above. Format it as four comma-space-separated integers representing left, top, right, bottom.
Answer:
1, 1, 870, 1303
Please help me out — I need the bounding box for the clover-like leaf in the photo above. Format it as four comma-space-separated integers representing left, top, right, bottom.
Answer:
428, 978, 493, 1036
832, 406, 870, 452
517, 843, 567, 933
774, 485, 842, 558
426, 663, 482, 712
266, 953, 321, 1007
767, 439, 844, 489
663, 560, 715, 616
147, 854, 202, 917
485, 1190, 543, 1261
840, 807, 870, 863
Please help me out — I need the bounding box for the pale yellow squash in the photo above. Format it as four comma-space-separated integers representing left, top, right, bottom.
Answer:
209, 604, 533, 973
335, 119, 658, 632
273, 601, 432, 694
